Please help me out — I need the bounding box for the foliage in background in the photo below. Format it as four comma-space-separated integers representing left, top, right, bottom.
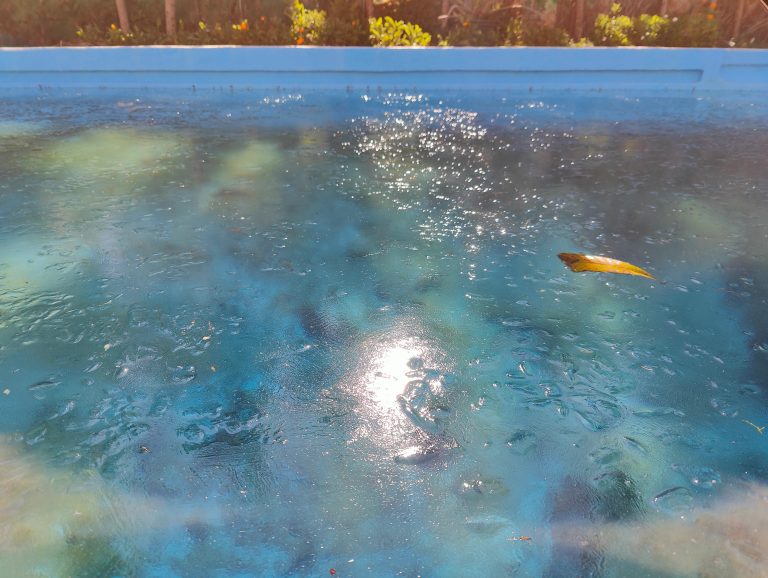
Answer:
289, 0, 327, 45
439, 0, 517, 28
438, 0, 515, 46
590, 3, 717, 48
76, 17, 291, 46
442, 21, 500, 46
593, 3, 633, 46
663, 12, 719, 47
369, 16, 431, 46
323, 0, 369, 46
630, 13, 669, 46
0, 0, 156, 45
373, 0, 444, 37
504, 16, 571, 47
0, 0, 763, 47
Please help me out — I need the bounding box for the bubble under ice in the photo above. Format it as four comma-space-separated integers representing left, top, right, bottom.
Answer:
0, 90, 767, 577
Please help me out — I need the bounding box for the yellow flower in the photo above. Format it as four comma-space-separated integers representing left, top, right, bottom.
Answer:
110, 23, 117, 31
198, 21, 207, 31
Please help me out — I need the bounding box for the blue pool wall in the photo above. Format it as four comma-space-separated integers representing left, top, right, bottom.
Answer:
0, 46, 766, 91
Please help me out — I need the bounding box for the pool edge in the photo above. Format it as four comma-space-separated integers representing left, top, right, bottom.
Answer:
0, 46, 766, 92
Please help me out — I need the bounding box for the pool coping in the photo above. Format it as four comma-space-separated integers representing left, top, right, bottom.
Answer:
0, 46, 766, 92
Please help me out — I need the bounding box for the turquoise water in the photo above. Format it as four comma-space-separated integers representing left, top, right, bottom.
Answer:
1, 90, 768, 577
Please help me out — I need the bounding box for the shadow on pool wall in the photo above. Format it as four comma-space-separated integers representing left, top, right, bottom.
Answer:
0, 68, 767, 576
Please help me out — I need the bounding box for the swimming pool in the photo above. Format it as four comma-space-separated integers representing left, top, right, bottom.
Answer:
1, 85, 768, 577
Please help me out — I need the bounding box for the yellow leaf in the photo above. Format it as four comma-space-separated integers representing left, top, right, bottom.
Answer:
558, 253, 655, 280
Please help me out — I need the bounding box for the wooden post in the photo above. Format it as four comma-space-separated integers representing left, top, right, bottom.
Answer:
365, 0, 374, 20
555, 0, 570, 34
441, 0, 449, 29
165, 0, 177, 40
732, 0, 746, 39
115, 0, 131, 33
659, 0, 669, 15
574, 0, 584, 40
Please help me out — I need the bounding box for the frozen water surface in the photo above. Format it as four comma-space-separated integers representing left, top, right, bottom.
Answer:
0, 89, 767, 577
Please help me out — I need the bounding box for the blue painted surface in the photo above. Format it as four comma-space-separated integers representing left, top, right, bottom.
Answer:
1, 48, 768, 577
0, 46, 766, 90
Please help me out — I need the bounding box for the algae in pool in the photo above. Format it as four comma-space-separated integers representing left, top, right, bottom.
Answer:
0, 91, 767, 577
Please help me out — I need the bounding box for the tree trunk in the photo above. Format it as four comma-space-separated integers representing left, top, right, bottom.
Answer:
365, 0, 374, 20
165, 0, 177, 40
555, 0, 571, 33
732, 0, 746, 39
574, 0, 585, 39
441, 0, 449, 28
659, 0, 669, 15
115, 0, 131, 33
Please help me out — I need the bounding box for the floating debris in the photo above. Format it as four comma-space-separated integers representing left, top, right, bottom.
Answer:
558, 253, 655, 280
743, 420, 766, 435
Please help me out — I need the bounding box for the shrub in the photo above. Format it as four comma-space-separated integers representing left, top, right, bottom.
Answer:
179, 17, 291, 46
76, 16, 291, 47
289, 0, 327, 45
631, 13, 669, 46
369, 16, 431, 46
443, 21, 501, 46
662, 13, 719, 47
504, 17, 571, 47
322, 0, 369, 46
375, 0, 443, 37
591, 3, 718, 48
569, 36, 594, 47
593, 3, 632, 46
76, 24, 154, 46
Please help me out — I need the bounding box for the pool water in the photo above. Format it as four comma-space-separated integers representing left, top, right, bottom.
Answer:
1, 89, 767, 577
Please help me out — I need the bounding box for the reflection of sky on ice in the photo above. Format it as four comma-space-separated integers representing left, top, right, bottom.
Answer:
0, 89, 767, 576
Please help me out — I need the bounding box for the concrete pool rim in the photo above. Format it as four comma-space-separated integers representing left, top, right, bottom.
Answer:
0, 46, 766, 91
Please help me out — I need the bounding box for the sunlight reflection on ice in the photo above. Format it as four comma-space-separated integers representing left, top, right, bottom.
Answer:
340, 323, 450, 464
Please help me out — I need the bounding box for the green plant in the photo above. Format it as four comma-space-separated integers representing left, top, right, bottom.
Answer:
593, 3, 632, 46
74, 12, 292, 47
75, 23, 154, 45
439, 0, 516, 27
444, 21, 501, 46
322, 0, 369, 46
368, 0, 444, 37
289, 0, 326, 45
179, 16, 290, 45
368, 16, 431, 46
569, 36, 594, 47
504, 16, 523, 46
631, 13, 669, 46
662, 13, 719, 47
504, 17, 571, 47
